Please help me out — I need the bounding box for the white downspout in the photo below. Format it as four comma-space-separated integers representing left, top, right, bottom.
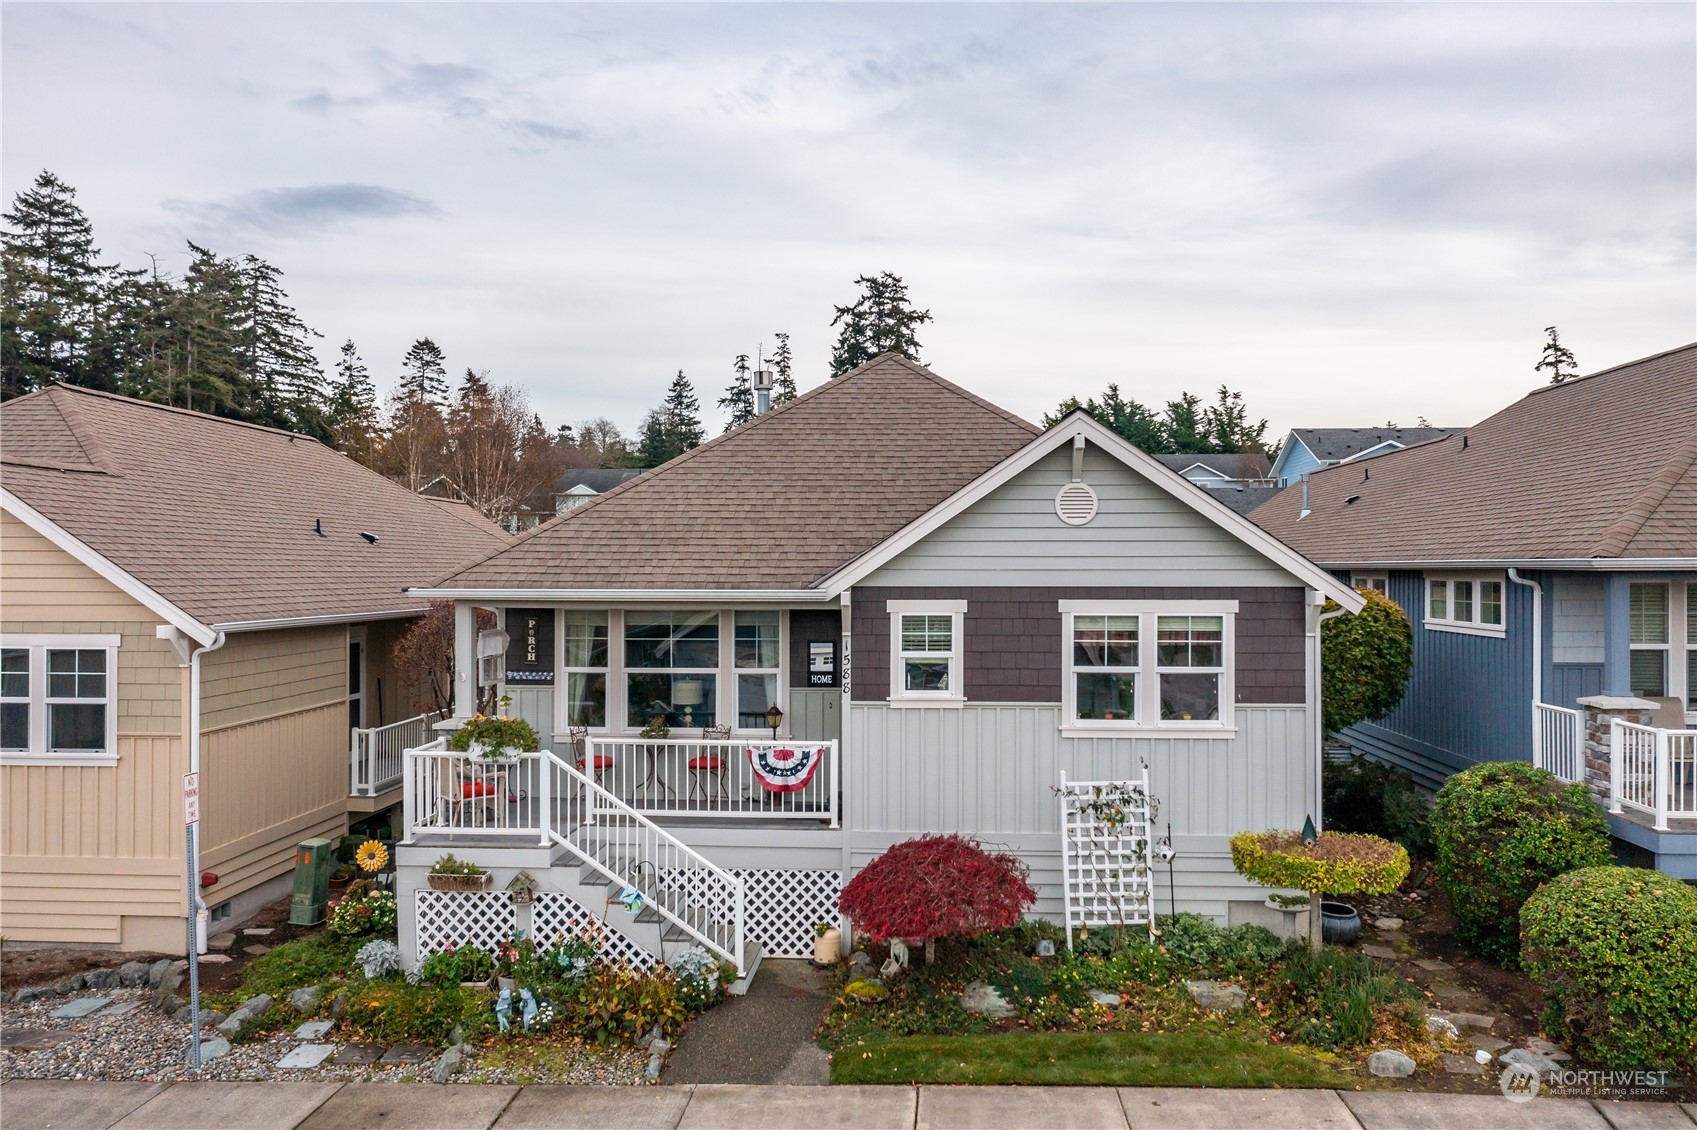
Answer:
1508, 569, 1542, 765
1309, 596, 1347, 832
187, 632, 226, 949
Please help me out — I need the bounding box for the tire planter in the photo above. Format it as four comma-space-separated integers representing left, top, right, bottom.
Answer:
427, 872, 492, 892
1320, 900, 1363, 944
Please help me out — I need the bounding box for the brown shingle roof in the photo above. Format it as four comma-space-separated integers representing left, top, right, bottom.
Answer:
1252, 343, 1697, 563
436, 354, 1042, 591
1, 386, 511, 625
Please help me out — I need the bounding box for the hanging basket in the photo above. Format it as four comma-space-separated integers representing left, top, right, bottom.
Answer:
427, 872, 492, 892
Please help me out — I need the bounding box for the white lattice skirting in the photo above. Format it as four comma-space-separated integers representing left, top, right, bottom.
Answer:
532, 891, 656, 969
415, 889, 515, 956
659, 867, 842, 958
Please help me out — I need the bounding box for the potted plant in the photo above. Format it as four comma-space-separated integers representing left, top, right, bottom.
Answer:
812, 921, 842, 966
329, 863, 355, 895
448, 713, 541, 761
1230, 828, 1409, 953
639, 716, 670, 740
427, 853, 492, 892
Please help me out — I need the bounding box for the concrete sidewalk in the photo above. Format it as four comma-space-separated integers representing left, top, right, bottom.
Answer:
1, 1080, 1693, 1130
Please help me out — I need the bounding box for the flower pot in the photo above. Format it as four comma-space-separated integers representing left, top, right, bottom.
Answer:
1320, 901, 1363, 945
328, 876, 352, 896
427, 872, 491, 892
813, 927, 842, 965
498, 976, 516, 992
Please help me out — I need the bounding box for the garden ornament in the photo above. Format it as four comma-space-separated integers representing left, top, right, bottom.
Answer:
519, 988, 538, 1029
1034, 939, 1057, 958
616, 886, 644, 915
494, 988, 513, 1032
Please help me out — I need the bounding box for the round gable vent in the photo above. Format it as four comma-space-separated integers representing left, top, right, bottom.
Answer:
1055, 482, 1098, 526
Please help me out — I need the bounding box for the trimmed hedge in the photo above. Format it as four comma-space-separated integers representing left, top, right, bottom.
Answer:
1320, 590, 1412, 735
1230, 830, 1409, 895
1521, 867, 1697, 1076
1430, 761, 1611, 966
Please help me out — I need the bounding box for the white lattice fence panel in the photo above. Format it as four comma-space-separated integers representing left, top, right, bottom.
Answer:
532, 891, 656, 969
415, 890, 515, 956
655, 867, 841, 958
1059, 772, 1156, 947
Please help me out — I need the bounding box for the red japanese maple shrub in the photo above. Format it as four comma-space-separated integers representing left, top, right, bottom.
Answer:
838, 834, 1036, 964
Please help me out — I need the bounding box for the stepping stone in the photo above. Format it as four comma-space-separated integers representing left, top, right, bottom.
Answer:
243, 944, 272, 957
95, 1001, 141, 1018
1442, 1053, 1483, 1074
1361, 944, 1398, 960
1374, 917, 1404, 930
49, 997, 112, 1019
294, 1020, 335, 1040
277, 1043, 336, 1069
1471, 1035, 1510, 1053
379, 1043, 434, 1065
199, 954, 232, 964
0, 1026, 70, 1050
1446, 1011, 1497, 1031
334, 1043, 386, 1065
197, 1035, 231, 1061
208, 933, 236, 951
1414, 958, 1452, 971
242, 927, 275, 936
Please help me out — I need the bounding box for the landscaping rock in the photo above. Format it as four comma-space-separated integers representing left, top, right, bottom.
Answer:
1424, 1014, 1459, 1038
1368, 1049, 1417, 1078
1373, 917, 1404, 931
329, 990, 348, 1018
199, 954, 232, 964
1442, 1053, 1482, 1075
150, 967, 183, 1010
636, 1024, 663, 1048
288, 985, 325, 1014
379, 1044, 433, 1065
1471, 1035, 1509, 1053
208, 932, 236, 951
295, 1020, 334, 1040
960, 980, 1017, 1019
1087, 989, 1121, 1007
157, 994, 186, 1016
173, 1005, 192, 1023
1360, 944, 1399, 960
196, 1035, 231, 1062
54, 974, 85, 995
1446, 1011, 1497, 1032
849, 950, 871, 970
0, 990, 11, 1004
243, 927, 275, 936
430, 1043, 465, 1083
1522, 1035, 1569, 1059
448, 1025, 466, 1048
1413, 958, 1452, 972
50, 998, 112, 1020
1500, 1048, 1561, 1080
240, 993, 274, 1018
216, 1008, 253, 1036
85, 968, 119, 990
200, 1010, 226, 1027
147, 959, 173, 988
1185, 980, 1247, 1012
334, 1043, 384, 1065
13, 985, 53, 1005
117, 961, 150, 987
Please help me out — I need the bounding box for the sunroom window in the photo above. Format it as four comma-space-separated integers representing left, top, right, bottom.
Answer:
625, 611, 719, 729
734, 611, 781, 729
562, 611, 608, 727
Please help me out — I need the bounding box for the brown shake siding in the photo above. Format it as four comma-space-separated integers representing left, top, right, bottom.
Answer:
852, 586, 1306, 705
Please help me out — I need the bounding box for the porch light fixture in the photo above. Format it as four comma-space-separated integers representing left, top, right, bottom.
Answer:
765, 703, 784, 739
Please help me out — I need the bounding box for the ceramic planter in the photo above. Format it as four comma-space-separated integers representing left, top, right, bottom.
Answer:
1320, 901, 1363, 944
813, 926, 842, 965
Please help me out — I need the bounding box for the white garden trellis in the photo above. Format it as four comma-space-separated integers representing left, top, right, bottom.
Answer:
1058, 768, 1157, 951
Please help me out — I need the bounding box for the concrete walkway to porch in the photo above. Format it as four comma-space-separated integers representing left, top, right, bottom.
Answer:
3, 1080, 1693, 1130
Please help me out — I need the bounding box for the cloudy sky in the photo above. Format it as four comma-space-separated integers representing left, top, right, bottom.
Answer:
4, 3, 1692, 438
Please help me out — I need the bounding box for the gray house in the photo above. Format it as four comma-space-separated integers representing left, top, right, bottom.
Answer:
1255, 343, 1696, 878
392, 354, 1361, 978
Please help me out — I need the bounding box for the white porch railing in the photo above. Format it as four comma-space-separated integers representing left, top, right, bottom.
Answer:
579, 738, 839, 826
352, 711, 446, 796
1532, 702, 1584, 784
1610, 719, 1697, 831
399, 740, 747, 972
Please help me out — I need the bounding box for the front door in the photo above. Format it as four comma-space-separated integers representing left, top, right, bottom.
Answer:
348, 629, 367, 730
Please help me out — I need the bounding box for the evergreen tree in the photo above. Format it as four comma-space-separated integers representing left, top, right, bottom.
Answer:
828, 272, 933, 376
719, 353, 754, 431
1043, 384, 1169, 453
1200, 386, 1270, 454
1535, 325, 1579, 385
327, 339, 382, 465
1046, 383, 1270, 455
386, 338, 450, 491
399, 337, 449, 405
637, 369, 705, 466
169, 242, 244, 416
770, 332, 797, 404
236, 254, 327, 435
1, 170, 107, 396
1162, 392, 1208, 453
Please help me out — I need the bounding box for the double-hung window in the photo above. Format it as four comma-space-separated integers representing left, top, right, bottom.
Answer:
734, 611, 782, 729
1425, 574, 1505, 636
1062, 603, 1235, 732
624, 611, 719, 729
1629, 582, 1670, 698
888, 601, 965, 704
1686, 583, 1696, 719
1352, 574, 1388, 594
0, 634, 120, 762
561, 611, 609, 727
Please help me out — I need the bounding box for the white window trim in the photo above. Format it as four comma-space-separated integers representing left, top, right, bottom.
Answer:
1682, 582, 1695, 725
1058, 602, 1237, 736
1424, 573, 1507, 637
888, 601, 967, 707
1352, 574, 1388, 594
558, 608, 611, 734
621, 610, 723, 731
1, 633, 121, 766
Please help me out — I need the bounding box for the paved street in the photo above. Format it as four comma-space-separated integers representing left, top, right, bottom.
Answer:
1, 1080, 1693, 1130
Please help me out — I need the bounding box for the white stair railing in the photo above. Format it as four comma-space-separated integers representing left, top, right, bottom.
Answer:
1532, 702, 1584, 784
1610, 719, 1697, 831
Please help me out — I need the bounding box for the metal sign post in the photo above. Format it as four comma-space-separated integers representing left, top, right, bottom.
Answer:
183, 771, 202, 1070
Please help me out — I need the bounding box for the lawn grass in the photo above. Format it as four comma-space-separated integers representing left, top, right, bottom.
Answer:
829, 1030, 1360, 1088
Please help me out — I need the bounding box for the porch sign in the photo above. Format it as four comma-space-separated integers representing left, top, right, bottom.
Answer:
505, 608, 555, 685
1058, 768, 1156, 952
807, 640, 837, 688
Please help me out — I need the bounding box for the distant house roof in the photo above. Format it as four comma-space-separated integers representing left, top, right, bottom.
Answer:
1288, 427, 1462, 463
557, 468, 645, 494
433, 354, 1041, 591
1, 385, 511, 631
1151, 453, 1272, 481
1209, 484, 1282, 517
1252, 343, 1697, 564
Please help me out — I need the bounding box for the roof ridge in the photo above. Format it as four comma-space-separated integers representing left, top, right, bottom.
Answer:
1526, 341, 1697, 397
869, 353, 1040, 436
1589, 426, 1697, 558
37, 382, 327, 443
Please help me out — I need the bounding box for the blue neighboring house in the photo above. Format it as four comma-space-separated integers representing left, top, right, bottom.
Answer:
1270, 426, 1462, 488
1255, 343, 1697, 877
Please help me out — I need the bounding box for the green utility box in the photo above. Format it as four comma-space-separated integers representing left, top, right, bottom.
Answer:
289, 837, 334, 926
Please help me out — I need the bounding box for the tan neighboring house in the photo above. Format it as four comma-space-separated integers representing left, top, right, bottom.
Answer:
0, 385, 509, 951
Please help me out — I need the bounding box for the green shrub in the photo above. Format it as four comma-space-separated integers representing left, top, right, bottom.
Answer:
1231, 830, 1410, 896
417, 944, 495, 987
1321, 590, 1412, 734
1156, 913, 1288, 977
342, 981, 487, 1044
1271, 947, 1419, 1050
231, 935, 363, 1001
1430, 761, 1612, 965
564, 963, 685, 1044
1521, 866, 1697, 1075
1323, 755, 1433, 858
327, 889, 397, 937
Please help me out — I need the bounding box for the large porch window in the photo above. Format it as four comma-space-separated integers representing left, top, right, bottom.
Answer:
625, 611, 719, 729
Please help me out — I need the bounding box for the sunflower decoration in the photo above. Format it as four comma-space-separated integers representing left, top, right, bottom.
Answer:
355, 839, 388, 873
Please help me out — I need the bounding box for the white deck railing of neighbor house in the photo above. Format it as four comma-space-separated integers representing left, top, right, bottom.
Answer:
1611, 719, 1697, 831
580, 738, 839, 827
399, 739, 746, 971
1532, 702, 1585, 784
351, 711, 446, 796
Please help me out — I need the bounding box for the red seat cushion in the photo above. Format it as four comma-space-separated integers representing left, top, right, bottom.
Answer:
582, 755, 614, 770
688, 755, 723, 770
460, 781, 496, 798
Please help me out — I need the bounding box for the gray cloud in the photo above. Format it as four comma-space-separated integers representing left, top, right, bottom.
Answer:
164, 184, 442, 235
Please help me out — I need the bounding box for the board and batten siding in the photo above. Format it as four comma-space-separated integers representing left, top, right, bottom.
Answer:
1, 511, 188, 948
847, 703, 1312, 920
862, 445, 1300, 589
198, 626, 352, 907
